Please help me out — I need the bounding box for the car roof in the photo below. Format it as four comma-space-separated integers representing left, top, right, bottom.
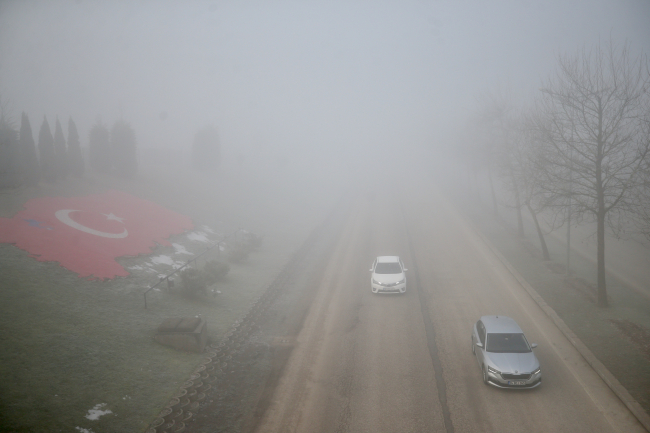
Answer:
480, 315, 524, 334
376, 256, 400, 263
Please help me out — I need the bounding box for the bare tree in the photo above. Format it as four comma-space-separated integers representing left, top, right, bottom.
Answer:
454, 117, 484, 200
534, 40, 650, 307
466, 99, 504, 219
630, 102, 650, 238
477, 88, 526, 236
514, 112, 567, 261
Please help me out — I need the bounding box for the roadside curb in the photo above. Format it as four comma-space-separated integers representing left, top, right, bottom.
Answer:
472, 224, 650, 432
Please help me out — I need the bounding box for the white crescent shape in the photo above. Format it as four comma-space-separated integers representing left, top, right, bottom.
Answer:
55, 209, 128, 239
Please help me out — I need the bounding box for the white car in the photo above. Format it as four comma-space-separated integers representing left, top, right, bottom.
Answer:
370, 256, 407, 294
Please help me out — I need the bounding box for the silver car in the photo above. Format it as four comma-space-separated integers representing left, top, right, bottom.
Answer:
472, 315, 541, 389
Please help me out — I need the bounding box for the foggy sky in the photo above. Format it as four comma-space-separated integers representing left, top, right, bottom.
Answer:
1, 0, 649, 168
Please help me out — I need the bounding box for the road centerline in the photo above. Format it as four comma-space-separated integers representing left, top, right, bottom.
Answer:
403, 205, 456, 433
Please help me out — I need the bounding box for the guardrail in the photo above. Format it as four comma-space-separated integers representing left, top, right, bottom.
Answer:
143, 229, 242, 308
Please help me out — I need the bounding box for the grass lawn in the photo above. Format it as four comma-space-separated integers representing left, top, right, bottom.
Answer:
0, 160, 341, 433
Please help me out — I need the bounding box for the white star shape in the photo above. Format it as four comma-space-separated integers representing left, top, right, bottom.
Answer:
103, 212, 126, 223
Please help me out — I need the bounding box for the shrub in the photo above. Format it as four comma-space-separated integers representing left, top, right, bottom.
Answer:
242, 232, 263, 250
203, 260, 230, 285
226, 241, 250, 263
179, 268, 207, 298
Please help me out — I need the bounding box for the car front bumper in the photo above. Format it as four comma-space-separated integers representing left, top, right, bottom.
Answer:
371, 283, 406, 294
486, 370, 542, 389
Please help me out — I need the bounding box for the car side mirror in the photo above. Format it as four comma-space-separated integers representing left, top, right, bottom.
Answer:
475, 342, 483, 348
369, 268, 373, 272
530, 343, 537, 349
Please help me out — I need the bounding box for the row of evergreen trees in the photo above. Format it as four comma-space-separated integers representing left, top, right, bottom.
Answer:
0, 113, 84, 187
88, 120, 138, 178
0, 112, 138, 188
192, 125, 221, 172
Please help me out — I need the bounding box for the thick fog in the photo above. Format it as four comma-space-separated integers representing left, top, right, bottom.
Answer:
1, 0, 649, 172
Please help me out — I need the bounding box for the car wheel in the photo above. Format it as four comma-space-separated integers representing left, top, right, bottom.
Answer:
482, 365, 489, 385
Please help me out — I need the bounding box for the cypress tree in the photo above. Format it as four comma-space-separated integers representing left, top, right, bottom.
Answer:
0, 97, 19, 187
38, 116, 57, 182
67, 117, 84, 177
111, 120, 137, 178
53, 117, 67, 179
19, 112, 40, 185
0, 124, 19, 188
192, 125, 220, 171
88, 121, 111, 173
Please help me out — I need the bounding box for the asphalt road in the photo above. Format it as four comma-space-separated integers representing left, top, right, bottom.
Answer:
253, 181, 646, 433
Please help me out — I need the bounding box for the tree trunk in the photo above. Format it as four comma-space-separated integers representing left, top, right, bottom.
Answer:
511, 168, 524, 237
515, 200, 524, 238
527, 203, 550, 261
596, 210, 608, 307
595, 101, 608, 307
488, 168, 498, 217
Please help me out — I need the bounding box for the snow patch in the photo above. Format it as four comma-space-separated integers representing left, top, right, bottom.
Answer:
202, 225, 218, 234
75, 427, 95, 433
187, 231, 210, 243
85, 403, 112, 420
151, 255, 175, 266
173, 243, 194, 255
151, 255, 187, 268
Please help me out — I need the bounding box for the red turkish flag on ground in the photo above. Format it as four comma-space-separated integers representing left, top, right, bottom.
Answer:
0, 190, 194, 279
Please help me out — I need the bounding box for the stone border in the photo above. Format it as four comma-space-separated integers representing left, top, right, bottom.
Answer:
472, 223, 650, 432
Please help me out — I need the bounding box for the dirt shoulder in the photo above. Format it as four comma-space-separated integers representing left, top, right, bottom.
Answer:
180, 192, 354, 433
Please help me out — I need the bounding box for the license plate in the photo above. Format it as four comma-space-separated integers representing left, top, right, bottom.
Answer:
509, 380, 526, 386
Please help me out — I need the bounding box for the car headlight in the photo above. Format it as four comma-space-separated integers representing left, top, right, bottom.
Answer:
372, 278, 380, 285
532, 367, 541, 375
396, 278, 405, 284
487, 366, 501, 375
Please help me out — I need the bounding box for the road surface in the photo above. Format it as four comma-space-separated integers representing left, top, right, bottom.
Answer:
253, 180, 646, 433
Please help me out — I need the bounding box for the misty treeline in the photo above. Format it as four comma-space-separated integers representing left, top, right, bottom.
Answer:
0, 105, 138, 185
191, 125, 221, 172
87, 119, 137, 178
461, 40, 650, 307
0, 101, 221, 187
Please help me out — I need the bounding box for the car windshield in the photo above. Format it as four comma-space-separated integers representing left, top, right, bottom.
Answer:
374, 262, 402, 274
486, 333, 531, 353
